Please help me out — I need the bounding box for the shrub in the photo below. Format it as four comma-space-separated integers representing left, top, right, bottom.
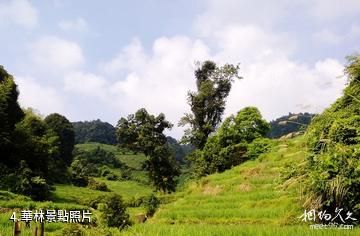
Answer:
120, 169, 131, 180
99, 194, 131, 229
29, 176, 51, 201
105, 173, 118, 180
88, 178, 110, 192
61, 224, 85, 236
246, 138, 272, 160
144, 194, 160, 217
71, 175, 89, 187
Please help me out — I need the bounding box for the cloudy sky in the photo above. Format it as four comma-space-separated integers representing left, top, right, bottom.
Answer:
1, 0, 359, 138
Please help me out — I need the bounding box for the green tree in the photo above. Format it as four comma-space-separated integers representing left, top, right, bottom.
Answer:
72, 119, 116, 144
13, 110, 60, 179
116, 108, 179, 192
189, 107, 269, 177
217, 107, 270, 146
0, 66, 24, 167
179, 61, 241, 149
44, 113, 75, 166
99, 194, 131, 229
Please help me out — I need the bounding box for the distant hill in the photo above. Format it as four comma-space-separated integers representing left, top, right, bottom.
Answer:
267, 112, 315, 138
72, 119, 117, 144
166, 136, 194, 164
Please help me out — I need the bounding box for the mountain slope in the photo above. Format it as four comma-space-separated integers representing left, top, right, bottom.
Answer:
123, 136, 360, 235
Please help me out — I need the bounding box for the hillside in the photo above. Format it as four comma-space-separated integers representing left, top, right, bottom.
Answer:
0, 143, 153, 235
122, 136, 360, 235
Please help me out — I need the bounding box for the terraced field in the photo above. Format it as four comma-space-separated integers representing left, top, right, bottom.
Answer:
122, 136, 360, 235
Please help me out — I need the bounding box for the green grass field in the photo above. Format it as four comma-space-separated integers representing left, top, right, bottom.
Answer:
121, 136, 360, 235
75, 142, 147, 171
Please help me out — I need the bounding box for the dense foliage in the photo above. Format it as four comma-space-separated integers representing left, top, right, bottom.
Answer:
44, 113, 75, 183
116, 108, 179, 192
99, 194, 131, 229
72, 119, 116, 144
70, 146, 124, 185
179, 61, 241, 149
166, 136, 194, 164
0, 66, 24, 167
267, 113, 315, 138
0, 66, 75, 200
189, 107, 270, 177
304, 55, 360, 222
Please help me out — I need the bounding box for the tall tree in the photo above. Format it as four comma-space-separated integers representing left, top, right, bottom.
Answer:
0, 66, 24, 167
116, 108, 179, 192
44, 113, 75, 166
179, 61, 241, 149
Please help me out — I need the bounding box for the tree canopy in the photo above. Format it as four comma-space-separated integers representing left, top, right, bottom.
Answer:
45, 113, 75, 166
116, 108, 179, 192
72, 119, 117, 145
179, 61, 241, 149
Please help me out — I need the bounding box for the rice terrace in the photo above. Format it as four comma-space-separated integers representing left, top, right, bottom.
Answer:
1, 0, 360, 235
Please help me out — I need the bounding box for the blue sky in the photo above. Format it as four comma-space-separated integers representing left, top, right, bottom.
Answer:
1, 0, 360, 138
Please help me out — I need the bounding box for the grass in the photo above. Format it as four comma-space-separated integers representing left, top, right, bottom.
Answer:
120, 136, 360, 235
75, 142, 147, 170
52, 180, 152, 205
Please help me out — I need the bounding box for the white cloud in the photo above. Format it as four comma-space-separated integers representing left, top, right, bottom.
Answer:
29, 36, 84, 72
65, 36, 210, 137
225, 57, 345, 121
64, 71, 108, 100
0, 0, 38, 28
58, 17, 88, 32
310, 0, 360, 21
100, 38, 147, 76
16, 76, 65, 115
313, 29, 344, 45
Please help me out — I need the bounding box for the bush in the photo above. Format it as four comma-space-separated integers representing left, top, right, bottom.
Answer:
88, 178, 110, 192
144, 194, 160, 217
29, 176, 51, 201
120, 169, 131, 180
105, 173, 118, 180
302, 55, 360, 223
61, 224, 85, 236
246, 138, 272, 160
71, 175, 89, 187
99, 194, 131, 229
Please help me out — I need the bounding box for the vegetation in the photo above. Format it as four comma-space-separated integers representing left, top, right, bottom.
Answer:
1, 53, 360, 235
267, 112, 315, 138
72, 119, 117, 145
179, 61, 241, 149
188, 107, 270, 177
45, 113, 75, 183
98, 194, 131, 229
301, 55, 360, 222
116, 108, 180, 192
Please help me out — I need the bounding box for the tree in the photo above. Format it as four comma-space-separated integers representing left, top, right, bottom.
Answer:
179, 61, 241, 149
116, 108, 179, 192
0, 66, 24, 167
99, 194, 131, 229
217, 107, 270, 146
72, 119, 117, 144
45, 113, 75, 166
189, 107, 270, 177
